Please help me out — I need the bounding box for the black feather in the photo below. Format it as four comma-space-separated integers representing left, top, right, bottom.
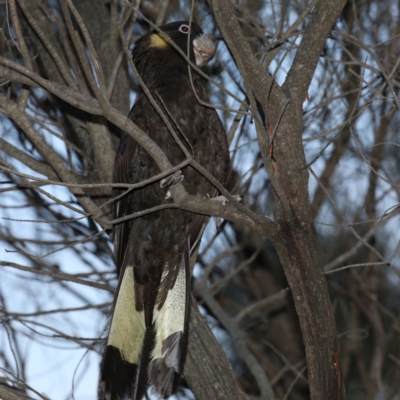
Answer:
99, 345, 137, 400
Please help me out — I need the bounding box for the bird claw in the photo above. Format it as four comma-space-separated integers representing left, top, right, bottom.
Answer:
160, 170, 184, 189
208, 193, 243, 231
209, 194, 243, 208
215, 217, 222, 231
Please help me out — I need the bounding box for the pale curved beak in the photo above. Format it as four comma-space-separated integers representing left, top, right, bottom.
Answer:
193, 34, 216, 67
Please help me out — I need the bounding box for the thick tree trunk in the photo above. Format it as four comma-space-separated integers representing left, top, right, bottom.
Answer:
274, 222, 343, 398
210, 0, 347, 398
185, 297, 248, 400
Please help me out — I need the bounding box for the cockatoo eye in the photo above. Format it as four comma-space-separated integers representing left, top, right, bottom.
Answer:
178, 24, 189, 34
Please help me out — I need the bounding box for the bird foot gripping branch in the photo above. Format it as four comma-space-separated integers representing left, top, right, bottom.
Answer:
210, 194, 244, 208
160, 170, 184, 200
99, 21, 230, 400
160, 170, 184, 189
209, 194, 244, 231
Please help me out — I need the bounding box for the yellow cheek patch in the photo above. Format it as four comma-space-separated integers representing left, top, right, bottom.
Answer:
150, 34, 168, 49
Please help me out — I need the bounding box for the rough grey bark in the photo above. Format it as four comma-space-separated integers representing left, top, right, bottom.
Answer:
210, 0, 347, 398
2, 1, 400, 399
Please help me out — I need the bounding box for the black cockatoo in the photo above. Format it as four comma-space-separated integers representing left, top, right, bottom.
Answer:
98, 21, 230, 400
